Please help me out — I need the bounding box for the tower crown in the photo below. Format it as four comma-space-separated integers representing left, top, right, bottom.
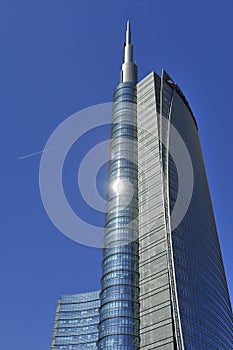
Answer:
120, 20, 137, 83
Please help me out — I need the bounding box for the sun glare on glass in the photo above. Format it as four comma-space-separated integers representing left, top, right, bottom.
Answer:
112, 179, 125, 193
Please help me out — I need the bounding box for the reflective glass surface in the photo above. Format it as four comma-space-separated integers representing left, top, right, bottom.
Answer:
162, 75, 233, 349
98, 82, 140, 349
51, 291, 100, 350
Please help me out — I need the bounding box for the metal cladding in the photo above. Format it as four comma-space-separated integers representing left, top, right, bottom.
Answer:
120, 20, 138, 84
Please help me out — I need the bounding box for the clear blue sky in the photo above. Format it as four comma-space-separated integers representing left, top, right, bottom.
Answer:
1, 1, 233, 349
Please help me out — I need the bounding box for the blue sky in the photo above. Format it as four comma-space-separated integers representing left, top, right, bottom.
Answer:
1, 1, 233, 349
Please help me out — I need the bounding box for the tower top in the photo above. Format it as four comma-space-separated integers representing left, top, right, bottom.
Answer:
123, 20, 133, 64
120, 20, 137, 83
126, 20, 131, 45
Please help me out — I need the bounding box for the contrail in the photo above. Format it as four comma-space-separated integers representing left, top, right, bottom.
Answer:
18, 143, 68, 160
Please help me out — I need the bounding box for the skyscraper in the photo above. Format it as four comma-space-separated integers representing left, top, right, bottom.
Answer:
51, 21, 232, 350
137, 71, 233, 349
51, 291, 100, 350
97, 20, 140, 350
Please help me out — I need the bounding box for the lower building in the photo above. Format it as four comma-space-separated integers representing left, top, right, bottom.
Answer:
50, 291, 100, 350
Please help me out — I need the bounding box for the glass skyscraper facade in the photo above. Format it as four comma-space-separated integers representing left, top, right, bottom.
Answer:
51, 291, 100, 350
51, 22, 232, 350
98, 21, 140, 350
137, 71, 233, 349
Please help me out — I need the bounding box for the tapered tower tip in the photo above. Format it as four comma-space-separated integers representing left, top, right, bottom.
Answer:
126, 20, 131, 45
121, 20, 137, 83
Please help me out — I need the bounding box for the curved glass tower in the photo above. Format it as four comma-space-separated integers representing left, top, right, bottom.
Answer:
98, 21, 232, 350
98, 21, 140, 350
137, 71, 233, 349
161, 71, 233, 349
51, 21, 232, 350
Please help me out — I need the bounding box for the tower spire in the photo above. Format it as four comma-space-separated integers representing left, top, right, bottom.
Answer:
126, 20, 131, 45
120, 20, 137, 83
123, 20, 133, 63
